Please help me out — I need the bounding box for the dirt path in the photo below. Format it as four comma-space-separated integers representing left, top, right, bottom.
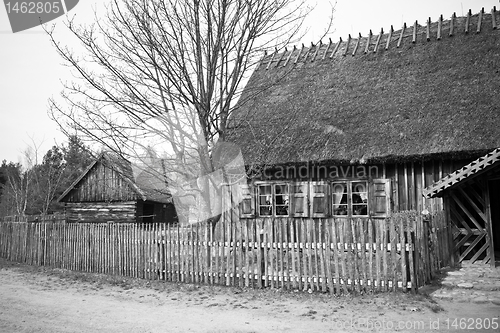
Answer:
0, 259, 498, 333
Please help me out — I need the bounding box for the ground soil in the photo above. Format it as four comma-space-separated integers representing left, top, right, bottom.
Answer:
0, 259, 498, 333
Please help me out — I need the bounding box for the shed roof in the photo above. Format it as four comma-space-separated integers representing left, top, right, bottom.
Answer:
423, 147, 500, 198
227, 8, 500, 167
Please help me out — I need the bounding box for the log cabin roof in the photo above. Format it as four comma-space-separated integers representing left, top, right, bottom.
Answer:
423, 147, 500, 198
226, 7, 500, 167
58, 152, 172, 203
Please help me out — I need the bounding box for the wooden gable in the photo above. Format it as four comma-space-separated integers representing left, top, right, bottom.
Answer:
59, 154, 142, 203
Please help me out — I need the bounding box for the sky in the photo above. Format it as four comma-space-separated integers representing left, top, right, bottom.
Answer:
0, 0, 498, 165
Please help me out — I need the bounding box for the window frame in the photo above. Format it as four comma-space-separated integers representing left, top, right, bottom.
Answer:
331, 179, 369, 218
255, 182, 291, 217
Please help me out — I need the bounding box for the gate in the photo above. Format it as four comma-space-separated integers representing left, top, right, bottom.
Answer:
448, 179, 492, 264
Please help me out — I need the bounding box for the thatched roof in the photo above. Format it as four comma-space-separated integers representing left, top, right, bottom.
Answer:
227, 8, 500, 166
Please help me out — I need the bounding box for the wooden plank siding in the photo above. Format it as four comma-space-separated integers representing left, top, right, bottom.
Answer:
62, 160, 138, 203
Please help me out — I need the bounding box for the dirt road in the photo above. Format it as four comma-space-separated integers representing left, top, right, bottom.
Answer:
0, 259, 498, 332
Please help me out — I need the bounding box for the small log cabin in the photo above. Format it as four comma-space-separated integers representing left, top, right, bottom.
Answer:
226, 8, 500, 266
58, 152, 177, 224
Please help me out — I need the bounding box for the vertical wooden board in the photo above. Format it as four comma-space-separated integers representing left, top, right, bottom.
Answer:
300, 218, 307, 291
389, 217, 397, 291
358, 219, 367, 292
399, 216, 408, 290
338, 220, 348, 292
311, 219, 319, 291
408, 223, 417, 293
367, 219, 374, 292
237, 217, 243, 288
290, 218, 297, 289
256, 218, 263, 288
284, 218, 291, 290
318, 219, 327, 292
265, 218, 272, 288
276, 218, 283, 289
324, 219, 333, 293
243, 219, 250, 287
305, 219, 313, 291
382, 219, 389, 291
374, 220, 382, 291
331, 219, 341, 293
350, 219, 360, 293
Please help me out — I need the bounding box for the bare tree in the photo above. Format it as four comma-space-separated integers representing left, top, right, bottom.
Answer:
47, 0, 333, 225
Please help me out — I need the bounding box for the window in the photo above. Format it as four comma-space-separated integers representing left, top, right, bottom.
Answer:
257, 183, 290, 216
332, 181, 368, 217
241, 179, 389, 218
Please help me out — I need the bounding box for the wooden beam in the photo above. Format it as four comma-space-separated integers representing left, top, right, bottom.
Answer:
426, 17, 431, 41
385, 25, 393, 50
353, 33, 361, 56
492, 7, 498, 30
449, 13, 456, 36
275, 48, 287, 67
266, 48, 278, 70
330, 37, 342, 58
465, 9, 471, 34
322, 38, 332, 60
364, 30, 372, 54
485, 180, 496, 267
374, 28, 383, 53
311, 41, 321, 62
294, 44, 304, 64
412, 21, 418, 43
283, 45, 295, 67
437, 15, 443, 40
343, 34, 351, 56
397, 23, 406, 48
477, 7, 484, 33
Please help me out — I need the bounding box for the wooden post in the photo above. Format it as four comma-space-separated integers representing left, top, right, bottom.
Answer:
412, 21, 418, 43
397, 23, 406, 48
353, 33, 361, 56
312, 41, 321, 62
450, 13, 456, 36
266, 48, 277, 70
275, 48, 287, 67
492, 7, 498, 30
294, 44, 303, 64
330, 37, 342, 58
283, 45, 294, 67
385, 25, 393, 50
477, 7, 484, 33
437, 15, 443, 40
374, 28, 383, 53
485, 181, 495, 267
465, 9, 471, 34
364, 30, 372, 54
322, 38, 332, 60
342, 35, 351, 56
426, 17, 431, 41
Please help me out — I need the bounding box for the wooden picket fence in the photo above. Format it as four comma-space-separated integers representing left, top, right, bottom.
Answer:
0, 212, 451, 293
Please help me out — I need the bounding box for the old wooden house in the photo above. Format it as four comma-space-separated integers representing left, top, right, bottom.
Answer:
227, 8, 500, 266
58, 152, 177, 224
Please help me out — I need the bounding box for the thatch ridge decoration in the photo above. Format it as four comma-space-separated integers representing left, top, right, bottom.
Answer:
423, 148, 500, 198
257, 8, 498, 70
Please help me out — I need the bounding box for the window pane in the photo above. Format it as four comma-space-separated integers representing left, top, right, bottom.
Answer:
351, 181, 368, 203
332, 182, 347, 215
353, 204, 368, 216
258, 185, 272, 216
275, 184, 289, 216
313, 185, 325, 193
